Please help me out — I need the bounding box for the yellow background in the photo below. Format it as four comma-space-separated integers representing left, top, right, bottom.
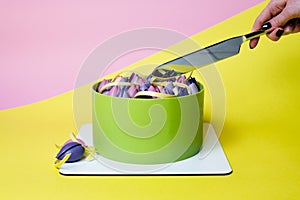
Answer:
1, 2, 300, 199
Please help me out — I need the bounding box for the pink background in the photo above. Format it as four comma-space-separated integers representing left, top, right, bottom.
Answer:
0, 0, 263, 110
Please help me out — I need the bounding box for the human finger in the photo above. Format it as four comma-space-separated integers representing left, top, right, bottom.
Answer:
249, 37, 260, 49
252, 0, 286, 32
283, 18, 300, 34
266, 27, 284, 41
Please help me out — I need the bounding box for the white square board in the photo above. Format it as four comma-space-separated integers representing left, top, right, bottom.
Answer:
59, 123, 232, 176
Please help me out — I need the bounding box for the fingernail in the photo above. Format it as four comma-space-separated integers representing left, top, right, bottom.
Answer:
276, 29, 284, 38
261, 22, 272, 30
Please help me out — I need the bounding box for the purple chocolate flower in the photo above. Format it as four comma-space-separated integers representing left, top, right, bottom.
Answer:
148, 85, 156, 92
127, 85, 137, 98
165, 82, 175, 95
98, 79, 110, 92
117, 86, 126, 98
108, 86, 120, 97
189, 83, 198, 94
140, 83, 149, 91
178, 87, 188, 96
122, 91, 130, 98
120, 77, 129, 82
177, 75, 186, 83
56, 142, 85, 163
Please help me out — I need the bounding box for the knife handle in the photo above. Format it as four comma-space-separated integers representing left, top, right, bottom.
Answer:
243, 30, 265, 41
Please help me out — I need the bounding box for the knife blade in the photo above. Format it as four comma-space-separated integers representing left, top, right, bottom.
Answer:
151, 29, 266, 78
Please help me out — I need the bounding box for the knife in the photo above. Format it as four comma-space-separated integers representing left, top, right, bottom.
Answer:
151, 28, 268, 78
